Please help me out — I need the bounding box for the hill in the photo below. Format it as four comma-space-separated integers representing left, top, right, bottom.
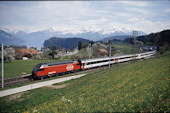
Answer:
44, 37, 90, 49
24, 53, 170, 112
1, 51, 169, 112
124, 29, 170, 51
137, 30, 170, 45
0, 30, 25, 46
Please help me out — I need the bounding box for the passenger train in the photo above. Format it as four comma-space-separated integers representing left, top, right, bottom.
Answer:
32, 51, 156, 79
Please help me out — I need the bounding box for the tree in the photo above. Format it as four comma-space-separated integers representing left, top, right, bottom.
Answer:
89, 41, 94, 46
49, 50, 56, 59
47, 45, 62, 50
108, 40, 112, 45
78, 41, 82, 50
41, 48, 51, 59
4, 47, 16, 62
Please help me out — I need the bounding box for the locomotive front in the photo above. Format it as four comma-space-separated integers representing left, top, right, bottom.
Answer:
32, 63, 44, 79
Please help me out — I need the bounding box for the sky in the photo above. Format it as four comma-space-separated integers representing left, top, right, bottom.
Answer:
0, 1, 170, 34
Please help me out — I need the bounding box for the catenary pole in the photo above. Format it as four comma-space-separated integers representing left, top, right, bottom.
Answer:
109, 44, 111, 68
89, 44, 91, 59
1, 44, 4, 88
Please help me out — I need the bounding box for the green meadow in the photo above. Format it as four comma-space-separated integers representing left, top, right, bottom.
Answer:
0, 51, 169, 112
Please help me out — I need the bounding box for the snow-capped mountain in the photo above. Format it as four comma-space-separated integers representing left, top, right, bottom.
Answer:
1, 27, 146, 49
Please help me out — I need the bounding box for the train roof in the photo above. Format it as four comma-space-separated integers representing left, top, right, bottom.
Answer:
81, 51, 156, 63
46, 60, 75, 66
81, 54, 136, 63
39, 60, 77, 68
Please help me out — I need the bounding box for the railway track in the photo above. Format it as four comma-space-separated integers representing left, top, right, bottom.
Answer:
0, 58, 148, 88
0, 76, 32, 88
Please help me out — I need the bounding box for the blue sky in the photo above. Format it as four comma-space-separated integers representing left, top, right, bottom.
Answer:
0, 1, 169, 34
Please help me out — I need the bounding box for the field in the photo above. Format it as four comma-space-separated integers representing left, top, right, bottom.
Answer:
113, 42, 141, 55
0, 51, 169, 112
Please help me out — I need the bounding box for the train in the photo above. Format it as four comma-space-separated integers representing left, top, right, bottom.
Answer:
32, 50, 156, 79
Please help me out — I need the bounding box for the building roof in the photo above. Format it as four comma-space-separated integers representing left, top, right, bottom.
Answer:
15, 48, 39, 57
99, 49, 108, 54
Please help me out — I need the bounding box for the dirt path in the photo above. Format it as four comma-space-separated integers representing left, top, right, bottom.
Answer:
47, 83, 69, 89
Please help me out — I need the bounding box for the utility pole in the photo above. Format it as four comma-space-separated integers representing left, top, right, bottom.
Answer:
1, 44, 4, 88
108, 40, 111, 68
91, 44, 93, 58
88, 43, 91, 59
109, 44, 111, 68
88, 41, 93, 59
133, 31, 138, 53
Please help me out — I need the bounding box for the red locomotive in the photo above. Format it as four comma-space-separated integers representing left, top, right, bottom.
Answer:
32, 60, 82, 79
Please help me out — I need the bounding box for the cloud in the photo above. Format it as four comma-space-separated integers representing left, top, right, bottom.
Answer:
114, 12, 132, 17
0, 1, 169, 34
120, 1, 149, 7
164, 8, 170, 13
127, 18, 170, 34
127, 8, 150, 15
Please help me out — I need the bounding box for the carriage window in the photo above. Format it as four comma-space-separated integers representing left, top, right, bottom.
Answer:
119, 57, 132, 60
87, 62, 90, 65
101, 60, 105, 62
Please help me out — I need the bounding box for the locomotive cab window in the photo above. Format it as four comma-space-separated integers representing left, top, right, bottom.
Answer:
33, 67, 40, 72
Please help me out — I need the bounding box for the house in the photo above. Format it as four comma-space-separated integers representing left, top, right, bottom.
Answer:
15, 48, 39, 59
98, 49, 108, 56
139, 45, 157, 51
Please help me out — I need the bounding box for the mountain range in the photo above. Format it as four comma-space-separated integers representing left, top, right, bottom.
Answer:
0, 28, 146, 49
0, 30, 25, 46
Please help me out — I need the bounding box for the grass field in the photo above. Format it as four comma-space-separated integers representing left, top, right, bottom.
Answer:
113, 42, 141, 55
0, 51, 169, 112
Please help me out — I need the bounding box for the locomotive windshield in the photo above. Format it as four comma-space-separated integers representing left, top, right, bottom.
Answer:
33, 64, 41, 72
33, 67, 40, 72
